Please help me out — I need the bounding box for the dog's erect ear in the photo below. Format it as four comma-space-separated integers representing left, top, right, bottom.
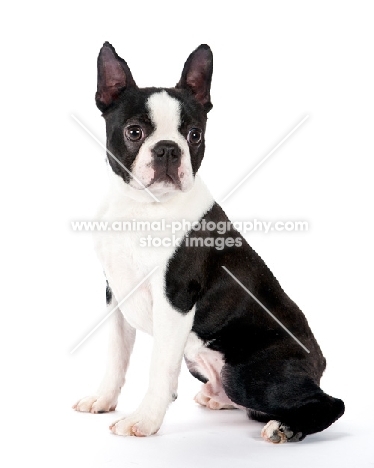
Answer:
95, 42, 137, 112
176, 44, 213, 112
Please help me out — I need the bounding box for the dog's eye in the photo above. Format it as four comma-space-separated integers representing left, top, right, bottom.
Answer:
188, 128, 202, 145
125, 125, 143, 142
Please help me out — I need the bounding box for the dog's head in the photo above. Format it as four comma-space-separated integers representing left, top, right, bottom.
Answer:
96, 43, 213, 202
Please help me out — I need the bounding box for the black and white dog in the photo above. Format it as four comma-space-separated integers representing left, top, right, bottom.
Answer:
74, 43, 344, 442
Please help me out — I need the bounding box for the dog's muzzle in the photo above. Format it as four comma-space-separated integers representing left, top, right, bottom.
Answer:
151, 140, 182, 186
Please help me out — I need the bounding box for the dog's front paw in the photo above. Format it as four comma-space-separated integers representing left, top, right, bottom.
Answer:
109, 412, 161, 437
73, 395, 117, 414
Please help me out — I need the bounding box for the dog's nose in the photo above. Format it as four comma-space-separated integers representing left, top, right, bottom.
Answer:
152, 140, 181, 164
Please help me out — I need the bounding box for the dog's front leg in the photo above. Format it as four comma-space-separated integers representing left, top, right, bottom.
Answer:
74, 292, 136, 414
110, 272, 195, 437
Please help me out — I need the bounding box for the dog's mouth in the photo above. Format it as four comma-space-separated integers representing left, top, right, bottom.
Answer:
128, 180, 155, 190
129, 173, 182, 191
148, 171, 182, 190
155, 173, 181, 187
128, 168, 183, 192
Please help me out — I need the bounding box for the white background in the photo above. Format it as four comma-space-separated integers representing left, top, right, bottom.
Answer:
1, 1, 373, 467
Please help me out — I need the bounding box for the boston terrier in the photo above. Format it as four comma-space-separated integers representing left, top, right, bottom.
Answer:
73, 43, 344, 442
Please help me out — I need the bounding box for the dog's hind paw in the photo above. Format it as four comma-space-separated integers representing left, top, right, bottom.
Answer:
194, 382, 238, 410
261, 420, 303, 444
73, 395, 117, 414
194, 390, 236, 410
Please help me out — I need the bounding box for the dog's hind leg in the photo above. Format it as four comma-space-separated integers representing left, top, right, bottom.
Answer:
222, 349, 345, 443
187, 351, 240, 410
73, 286, 136, 414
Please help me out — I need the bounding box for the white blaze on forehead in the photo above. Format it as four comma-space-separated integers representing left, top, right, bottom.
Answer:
146, 91, 181, 137
130, 90, 195, 196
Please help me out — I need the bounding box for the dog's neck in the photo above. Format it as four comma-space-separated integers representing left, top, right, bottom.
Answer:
105, 172, 214, 221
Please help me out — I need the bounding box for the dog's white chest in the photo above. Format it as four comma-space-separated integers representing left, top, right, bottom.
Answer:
94, 175, 214, 334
